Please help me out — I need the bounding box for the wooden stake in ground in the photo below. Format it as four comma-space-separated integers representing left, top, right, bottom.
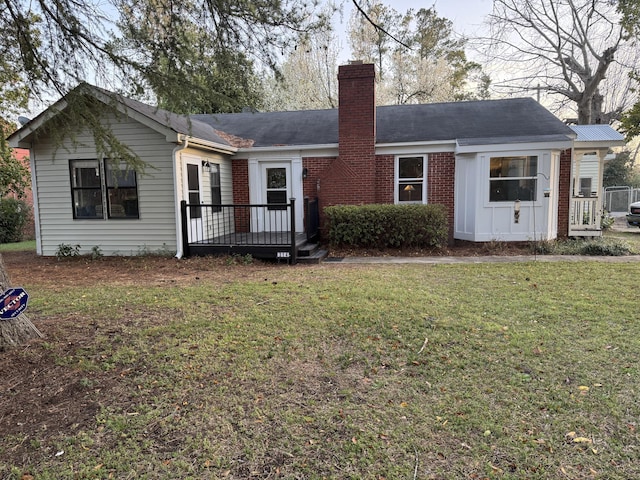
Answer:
0, 253, 43, 350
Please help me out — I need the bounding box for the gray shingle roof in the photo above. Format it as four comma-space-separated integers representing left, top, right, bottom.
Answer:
96, 87, 231, 146
8, 84, 576, 151
191, 97, 574, 148
192, 109, 339, 147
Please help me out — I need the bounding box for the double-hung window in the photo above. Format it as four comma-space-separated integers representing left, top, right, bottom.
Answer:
396, 155, 427, 203
489, 156, 537, 202
70, 159, 139, 219
210, 163, 222, 213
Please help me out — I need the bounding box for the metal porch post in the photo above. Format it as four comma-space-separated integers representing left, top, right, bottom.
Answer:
289, 198, 297, 265
180, 200, 190, 258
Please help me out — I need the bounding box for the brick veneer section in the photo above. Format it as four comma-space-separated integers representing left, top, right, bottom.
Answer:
321, 63, 377, 207
428, 152, 455, 243
557, 148, 572, 238
301, 152, 455, 243
232, 159, 250, 232
375, 154, 394, 203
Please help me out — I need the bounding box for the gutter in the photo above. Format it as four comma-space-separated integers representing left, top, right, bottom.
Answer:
172, 134, 189, 258
183, 136, 237, 155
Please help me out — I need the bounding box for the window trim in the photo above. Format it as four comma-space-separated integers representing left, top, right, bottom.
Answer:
69, 159, 140, 220
488, 155, 538, 203
395, 154, 428, 204
70, 159, 104, 220
105, 160, 140, 219
210, 163, 222, 213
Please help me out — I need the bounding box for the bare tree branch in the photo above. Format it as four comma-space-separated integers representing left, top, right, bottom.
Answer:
476, 0, 636, 124
351, 0, 412, 51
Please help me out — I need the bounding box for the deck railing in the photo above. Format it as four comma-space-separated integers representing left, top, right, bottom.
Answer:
569, 196, 601, 232
180, 199, 297, 262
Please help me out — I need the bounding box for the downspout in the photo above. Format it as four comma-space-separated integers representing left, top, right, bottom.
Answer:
172, 134, 189, 258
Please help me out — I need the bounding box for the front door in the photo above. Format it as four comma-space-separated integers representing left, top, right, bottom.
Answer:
261, 163, 292, 232
184, 159, 204, 242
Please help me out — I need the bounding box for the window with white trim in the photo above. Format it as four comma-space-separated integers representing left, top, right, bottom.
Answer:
489, 156, 537, 202
210, 163, 222, 213
70, 160, 139, 219
396, 155, 427, 203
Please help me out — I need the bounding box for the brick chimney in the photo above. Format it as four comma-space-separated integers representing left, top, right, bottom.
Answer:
329, 62, 376, 204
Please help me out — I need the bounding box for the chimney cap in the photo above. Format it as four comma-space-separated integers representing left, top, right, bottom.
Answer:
348, 60, 364, 65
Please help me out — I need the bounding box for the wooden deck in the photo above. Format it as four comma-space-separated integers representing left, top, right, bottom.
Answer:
180, 199, 324, 263
186, 232, 310, 262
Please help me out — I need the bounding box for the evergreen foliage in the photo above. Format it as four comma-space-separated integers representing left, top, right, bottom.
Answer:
325, 204, 448, 249
0, 198, 29, 244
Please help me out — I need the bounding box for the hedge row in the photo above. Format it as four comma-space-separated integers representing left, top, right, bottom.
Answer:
325, 203, 448, 249
0, 197, 30, 244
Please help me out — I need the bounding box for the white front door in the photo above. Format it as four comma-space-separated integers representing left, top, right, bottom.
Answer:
184, 158, 204, 242
261, 162, 292, 232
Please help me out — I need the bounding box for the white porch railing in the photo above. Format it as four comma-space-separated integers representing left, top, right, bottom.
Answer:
569, 197, 601, 236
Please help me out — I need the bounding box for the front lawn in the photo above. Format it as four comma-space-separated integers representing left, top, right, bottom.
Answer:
1, 254, 639, 479
0, 240, 36, 252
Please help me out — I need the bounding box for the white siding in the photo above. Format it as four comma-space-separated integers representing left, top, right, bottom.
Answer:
577, 155, 599, 196
454, 155, 478, 240
32, 113, 178, 256
454, 149, 558, 242
178, 150, 235, 241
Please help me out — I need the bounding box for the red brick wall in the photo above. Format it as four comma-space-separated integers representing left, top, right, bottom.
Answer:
375, 154, 394, 203
302, 157, 334, 202
232, 159, 250, 232
302, 152, 456, 243
322, 63, 376, 207
428, 153, 455, 243
557, 148, 572, 238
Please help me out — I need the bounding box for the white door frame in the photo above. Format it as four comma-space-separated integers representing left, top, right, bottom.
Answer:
248, 157, 304, 233
183, 155, 204, 242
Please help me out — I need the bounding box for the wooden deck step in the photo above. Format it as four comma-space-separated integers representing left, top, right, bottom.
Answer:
297, 248, 328, 264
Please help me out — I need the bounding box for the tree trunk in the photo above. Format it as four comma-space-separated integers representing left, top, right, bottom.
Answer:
0, 253, 43, 350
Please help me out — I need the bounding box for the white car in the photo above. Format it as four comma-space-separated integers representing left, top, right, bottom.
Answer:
627, 201, 640, 227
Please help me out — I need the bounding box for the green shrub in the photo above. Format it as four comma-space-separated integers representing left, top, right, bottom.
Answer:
325, 204, 448, 249
0, 197, 30, 243
600, 213, 615, 230
56, 243, 81, 259
530, 237, 635, 256
579, 238, 634, 256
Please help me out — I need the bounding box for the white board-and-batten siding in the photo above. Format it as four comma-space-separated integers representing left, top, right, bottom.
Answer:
32, 114, 178, 256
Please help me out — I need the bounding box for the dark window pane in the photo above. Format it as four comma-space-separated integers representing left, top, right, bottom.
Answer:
108, 188, 139, 218
267, 190, 287, 210
490, 156, 537, 178
73, 189, 103, 218
105, 161, 139, 218
211, 165, 221, 212
106, 165, 136, 187
70, 160, 104, 219
490, 179, 536, 201
73, 166, 101, 188
187, 164, 200, 190
399, 183, 423, 202
189, 191, 202, 218
267, 168, 287, 188
399, 157, 423, 178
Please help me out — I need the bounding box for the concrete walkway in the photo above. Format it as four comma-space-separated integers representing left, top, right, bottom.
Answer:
326, 254, 640, 264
